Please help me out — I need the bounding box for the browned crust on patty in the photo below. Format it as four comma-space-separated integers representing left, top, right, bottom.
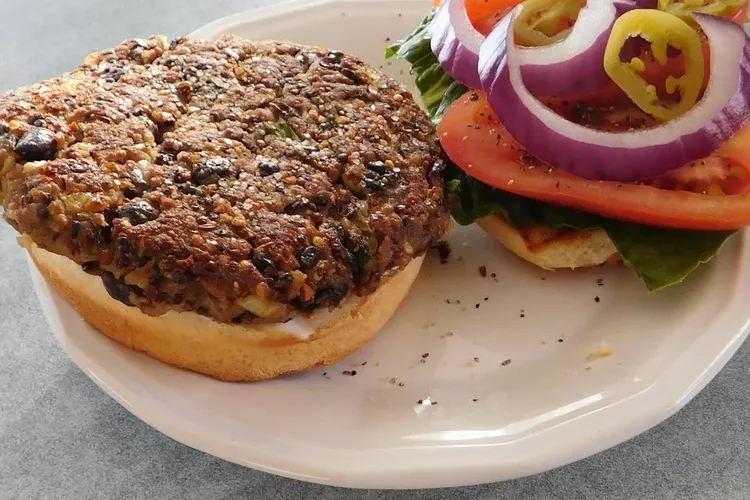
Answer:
0, 35, 449, 324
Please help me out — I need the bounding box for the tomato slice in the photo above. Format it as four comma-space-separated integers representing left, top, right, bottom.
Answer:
465, 0, 523, 22
433, 0, 749, 23
731, 1, 749, 22
435, 0, 748, 34
432, 0, 524, 31
438, 92, 750, 230
435, 0, 747, 39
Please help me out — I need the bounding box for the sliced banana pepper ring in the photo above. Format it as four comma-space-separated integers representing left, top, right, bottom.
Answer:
604, 9, 705, 121
514, 0, 584, 46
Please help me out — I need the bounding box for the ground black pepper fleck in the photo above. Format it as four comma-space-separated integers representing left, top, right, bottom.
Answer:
502, 359, 512, 366
478, 265, 487, 277
597, 278, 604, 286
343, 370, 357, 376
469, 92, 480, 101
484, 297, 489, 301
398, 382, 405, 387
520, 313, 525, 318
595, 296, 601, 303
474, 357, 480, 362
558, 338, 564, 343
419, 359, 426, 364
472, 398, 479, 402
475, 303, 480, 309
422, 353, 429, 358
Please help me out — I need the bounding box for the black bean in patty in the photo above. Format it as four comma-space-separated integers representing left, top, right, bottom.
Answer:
299, 246, 321, 271
14, 127, 57, 161
193, 157, 232, 185
101, 272, 134, 306
118, 200, 158, 226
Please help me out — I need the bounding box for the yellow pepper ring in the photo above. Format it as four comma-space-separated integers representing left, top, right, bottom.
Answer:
514, 0, 583, 47
658, 0, 746, 25
603, 9, 705, 121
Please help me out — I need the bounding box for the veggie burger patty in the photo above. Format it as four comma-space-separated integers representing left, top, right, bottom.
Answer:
0, 35, 450, 324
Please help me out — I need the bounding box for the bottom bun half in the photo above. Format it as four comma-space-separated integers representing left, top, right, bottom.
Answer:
29, 244, 424, 382
477, 214, 620, 270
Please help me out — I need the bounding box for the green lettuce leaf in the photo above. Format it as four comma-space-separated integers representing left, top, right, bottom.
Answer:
270, 118, 300, 140
445, 165, 734, 291
390, 13, 735, 291
385, 13, 468, 123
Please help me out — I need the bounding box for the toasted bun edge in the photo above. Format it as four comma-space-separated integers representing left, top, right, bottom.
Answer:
476, 214, 619, 270
29, 243, 424, 381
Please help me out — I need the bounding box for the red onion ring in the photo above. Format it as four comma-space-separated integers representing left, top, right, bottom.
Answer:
518, 0, 636, 98
429, 0, 635, 98
478, 9, 750, 181
429, 0, 484, 89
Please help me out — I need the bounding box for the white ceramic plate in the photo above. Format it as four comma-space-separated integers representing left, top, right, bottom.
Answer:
29, 0, 750, 489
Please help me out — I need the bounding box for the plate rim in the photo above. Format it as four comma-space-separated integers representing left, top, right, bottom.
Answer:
28, 0, 750, 489
31, 235, 750, 489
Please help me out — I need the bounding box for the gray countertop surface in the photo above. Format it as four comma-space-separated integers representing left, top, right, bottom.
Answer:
2, 1, 750, 498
